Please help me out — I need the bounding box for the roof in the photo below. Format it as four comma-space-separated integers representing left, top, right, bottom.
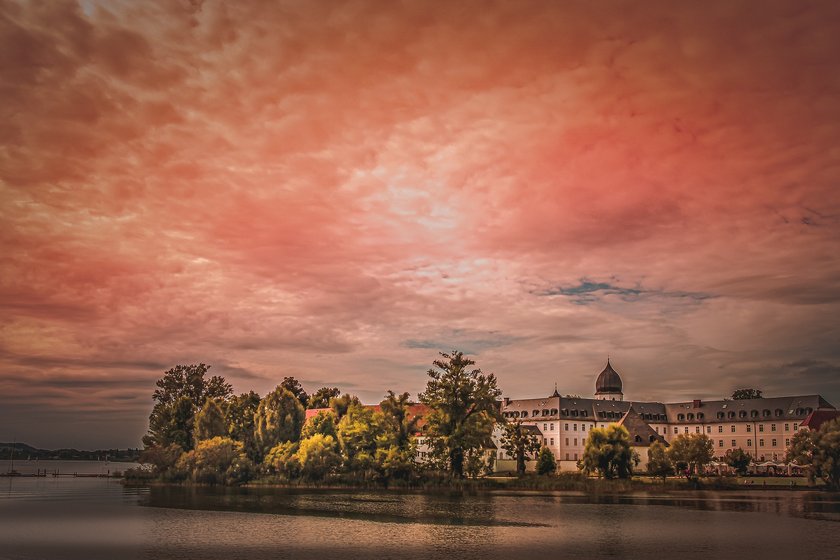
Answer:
801, 409, 840, 431
664, 395, 834, 424
595, 359, 623, 394
617, 407, 667, 447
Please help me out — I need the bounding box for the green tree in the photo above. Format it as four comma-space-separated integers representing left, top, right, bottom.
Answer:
646, 440, 674, 480
731, 388, 763, 400
309, 387, 341, 409
224, 391, 261, 459
337, 402, 385, 471
138, 443, 183, 475
374, 445, 417, 480
194, 398, 226, 441
379, 391, 420, 450
177, 436, 254, 485
143, 364, 232, 450
280, 376, 309, 408
418, 351, 502, 477
536, 446, 557, 475
330, 393, 361, 420
500, 421, 542, 476
786, 418, 840, 490
254, 387, 306, 458
667, 433, 714, 476
301, 410, 339, 441
724, 448, 752, 475
580, 425, 634, 479
297, 434, 342, 481
263, 441, 300, 479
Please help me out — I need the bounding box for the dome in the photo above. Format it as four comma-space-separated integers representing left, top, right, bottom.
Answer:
595, 359, 623, 394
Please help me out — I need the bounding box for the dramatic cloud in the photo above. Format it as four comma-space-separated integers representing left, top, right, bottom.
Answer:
1, 0, 839, 448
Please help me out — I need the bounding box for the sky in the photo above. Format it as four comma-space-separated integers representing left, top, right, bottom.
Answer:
2, 0, 840, 449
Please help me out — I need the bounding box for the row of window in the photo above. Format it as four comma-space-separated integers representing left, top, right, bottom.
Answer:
716, 438, 787, 448
506, 408, 814, 422
665, 423, 799, 435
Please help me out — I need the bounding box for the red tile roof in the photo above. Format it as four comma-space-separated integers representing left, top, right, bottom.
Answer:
801, 410, 840, 431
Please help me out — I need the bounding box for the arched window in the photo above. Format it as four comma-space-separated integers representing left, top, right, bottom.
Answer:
634, 435, 642, 443
687, 413, 695, 420
649, 435, 657, 443
728, 411, 736, 419
550, 409, 558, 415
750, 410, 759, 418
521, 411, 528, 418
762, 410, 771, 417
677, 414, 685, 421
697, 413, 704, 420
572, 410, 579, 417
717, 412, 725, 420
775, 409, 783, 417
581, 410, 588, 417
739, 411, 747, 418
532, 410, 539, 417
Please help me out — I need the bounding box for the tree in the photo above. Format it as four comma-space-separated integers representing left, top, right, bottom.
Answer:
224, 391, 261, 459
731, 388, 763, 400
194, 398, 226, 441
500, 421, 542, 476
301, 410, 339, 441
139, 443, 183, 475
786, 418, 840, 490
580, 425, 634, 479
536, 446, 557, 475
254, 387, 306, 458
143, 364, 232, 450
646, 440, 674, 480
337, 402, 385, 471
418, 351, 502, 477
297, 434, 342, 481
263, 441, 300, 479
177, 436, 254, 485
309, 387, 341, 409
667, 433, 714, 476
280, 376, 309, 408
379, 391, 420, 450
724, 448, 752, 475
330, 393, 361, 420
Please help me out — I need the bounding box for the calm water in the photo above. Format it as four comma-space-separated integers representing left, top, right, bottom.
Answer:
1, 462, 839, 560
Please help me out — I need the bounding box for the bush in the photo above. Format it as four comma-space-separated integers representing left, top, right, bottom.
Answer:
536, 446, 557, 475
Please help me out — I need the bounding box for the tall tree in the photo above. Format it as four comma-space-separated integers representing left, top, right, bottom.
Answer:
254, 386, 305, 458
724, 448, 752, 475
194, 398, 226, 441
418, 351, 502, 477
646, 440, 674, 480
379, 391, 420, 449
309, 387, 341, 409
301, 410, 339, 441
337, 402, 385, 470
731, 388, 763, 400
500, 421, 542, 476
536, 446, 557, 476
144, 364, 233, 450
667, 433, 714, 476
280, 376, 309, 408
224, 391, 261, 458
786, 418, 840, 490
330, 393, 361, 420
580, 425, 634, 479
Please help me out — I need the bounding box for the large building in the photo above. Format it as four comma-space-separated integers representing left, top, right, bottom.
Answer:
495, 360, 836, 472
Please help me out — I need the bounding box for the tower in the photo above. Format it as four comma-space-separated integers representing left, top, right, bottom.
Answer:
595, 358, 624, 401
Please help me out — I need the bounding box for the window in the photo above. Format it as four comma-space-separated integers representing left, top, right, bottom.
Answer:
731, 425, 736, 433
550, 423, 554, 431
747, 425, 752, 433
759, 424, 764, 432
793, 423, 798, 431
747, 439, 752, 447
785, 439, 790, 447
544, 423, 548, 431
565, 453, 569, 460
785, 423, 789, 431
573, 424, 577, 431
521, 411, 528, 417
564, 423, 569, 431
695, 427, 700, 433
759, 439, 765, 447
574, 453, 578, 461
574, 438, 578, 446
678, 414, 685, 421
731, 439, 736, 447
719, 440, 723, 447
772, 439, 777, 447
718, 426, 723, 433
706, 426, 711, 433
544, 438, 548, 445
550, 438, 554, 446
565, 438, 569, 446
684, 427, 689, 434
582, 424, 586, 432
771, 424, 776, 432
674, 427, 678, 434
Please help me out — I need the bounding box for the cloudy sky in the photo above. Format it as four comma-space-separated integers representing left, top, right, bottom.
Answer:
2, 0, 839, 449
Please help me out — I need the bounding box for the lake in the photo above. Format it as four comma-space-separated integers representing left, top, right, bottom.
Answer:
1, 461, 839, 560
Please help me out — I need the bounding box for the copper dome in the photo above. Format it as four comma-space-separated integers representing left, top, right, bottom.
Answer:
595, 359, 623, 394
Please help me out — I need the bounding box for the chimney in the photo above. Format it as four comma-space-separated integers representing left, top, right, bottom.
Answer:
693, 399, 702, 409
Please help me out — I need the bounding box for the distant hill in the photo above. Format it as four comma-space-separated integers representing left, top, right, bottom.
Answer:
0, 442, 141, 462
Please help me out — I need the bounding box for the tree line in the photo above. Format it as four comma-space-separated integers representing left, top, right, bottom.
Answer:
138, 352, 507, 484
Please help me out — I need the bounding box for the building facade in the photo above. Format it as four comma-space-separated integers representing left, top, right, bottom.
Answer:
496, 360, 836, 472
